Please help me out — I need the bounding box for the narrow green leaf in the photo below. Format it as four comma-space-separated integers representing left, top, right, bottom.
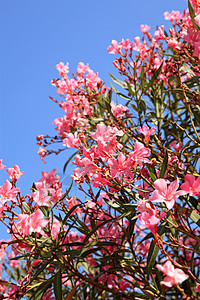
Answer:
147, 165, 158, 182
126, 81, 135, 97
39, 206, 50, 218
140, 66, 145, 91
110, 82, 131, 100
22, 202, 31, 213
83, 219, 114, 243
189, 209, 200, 227
29, 278, 53, 300
145, 63, 163, 91
159, 151, 168, 178
109, 73, 128, 89
63, 151, 79, 173
146, 225, 166, 274
188, 1, 200, 31
54, 267, 62, 300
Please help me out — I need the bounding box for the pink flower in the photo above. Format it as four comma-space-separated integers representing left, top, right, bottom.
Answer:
29, 209, 49, 234
56, 62, 69, 77
16, 210, 49, 236
164, 10, 182, 24
107, 152, 132, 179
140, 24, 151, 34
32, 182, 51, 207
119, 39, 132, 52
0, 160, 6, 170
139, 209, 166, 234
154, 25, 166, 42
138, 125, 156, 145
0, 180, 20, 204
107, 40, 122, 54
180, 174, 200, 196
167, 38, 182, 50
38, 147, 47, 164
63, 132, 80, 148
194, 13, 200, 28
128, 141, 151, 167
150, 178, 187, 210
7, 165, 24, 181
169, 140, 183, 152
195, 283, 200, 293
156, 261, 189, 287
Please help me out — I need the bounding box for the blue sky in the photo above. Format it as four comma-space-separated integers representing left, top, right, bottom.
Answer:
0, 0, 187, 196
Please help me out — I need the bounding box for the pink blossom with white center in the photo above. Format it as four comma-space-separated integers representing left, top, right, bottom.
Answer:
154, 25, 166, 42
139, 209, 166, 234
119, 39, 132, 52
39, 169, 60, 188
167, 38, 182, 50
156, 261, 189, 287
16, 210, 48, 236
180, 174, 200, 196
133, 37, 150, 59
63, 132, 80, 148
128, 141, 151, 168
29, 209, 49, 234
85, 69, 101, 91
56, 62, 69, 77
164, 10, 182, 24
150, 178, 187, 210
107, 40, 122, 54
77, 62, 89, 75
91, 123, 124, 146
93, 173, 109, 188
32, 182, 51, 207
138, 125, 156, 145
16, 214, 31, 236
0, 180, 20, 204
7, 165, 24, 181
107, 152, 132, 179
0, 160, 6, 170
140, 24, 151, 34
111, 102, 129, 118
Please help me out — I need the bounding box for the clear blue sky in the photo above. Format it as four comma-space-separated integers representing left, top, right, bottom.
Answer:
0, 0, 187, 196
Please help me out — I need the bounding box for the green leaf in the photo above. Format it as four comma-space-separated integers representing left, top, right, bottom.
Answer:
188, 1, 200, 31
146, 224, 166, 274
145, 63, 163, 91
109, 73, 128, 89
63, 151, 79, 173
189, 196, 200, 212
159, 150, 168, 179
83, 219, 115, 243
189, 209, 200, 227
39, 206, 50, 218
29, 278, 53, 300
126, 81, 135, 97
140, 66, 146, 91
54, 267, 63, 300
22, 202, 31, 213
147, 165, 158, 182
110, 82, 131, 101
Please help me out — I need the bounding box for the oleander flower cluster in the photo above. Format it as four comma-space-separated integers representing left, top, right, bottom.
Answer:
1, 1, 200, 299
